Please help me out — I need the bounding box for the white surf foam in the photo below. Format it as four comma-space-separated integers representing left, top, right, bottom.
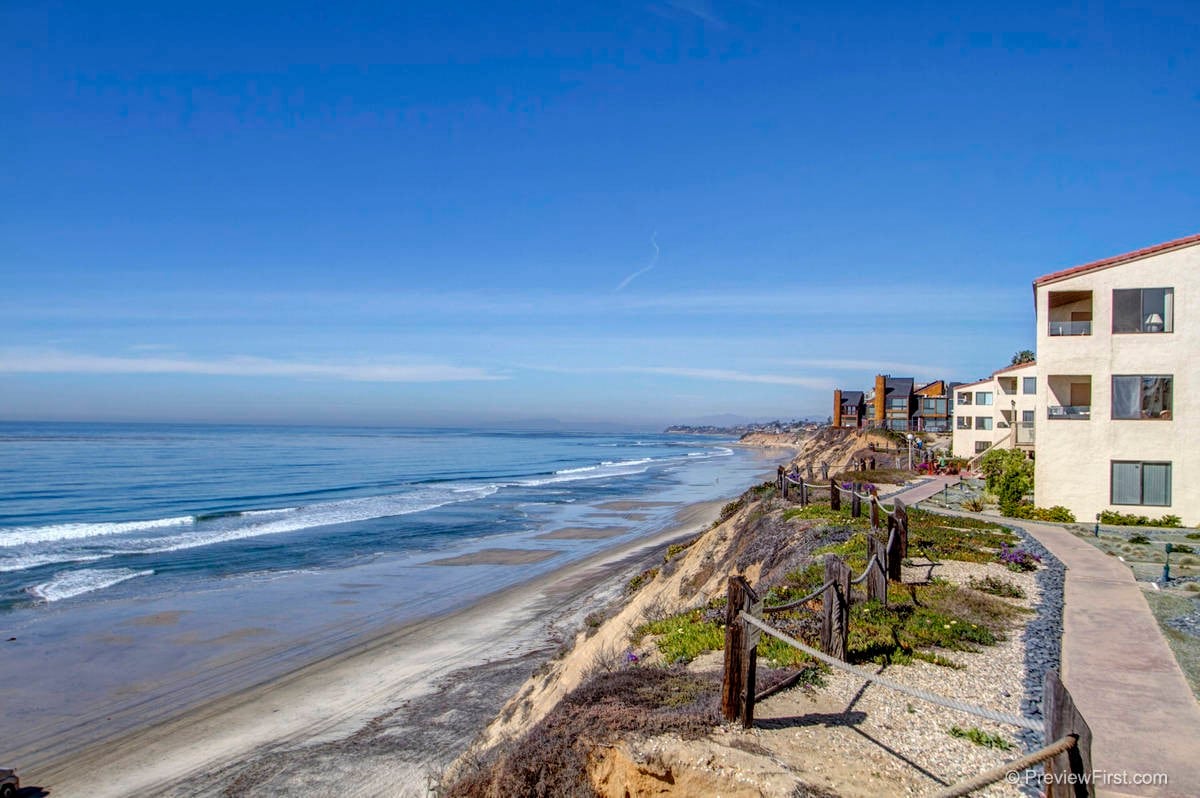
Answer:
131, 484, 502, 555
29, 567, 154, 602
0, 516, 194, 547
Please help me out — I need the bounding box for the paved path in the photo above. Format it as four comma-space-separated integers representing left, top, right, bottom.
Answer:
916, 502, 1200, 797
883, 474, 962, 505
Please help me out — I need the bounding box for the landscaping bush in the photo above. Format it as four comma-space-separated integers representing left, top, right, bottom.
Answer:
1003, 503, 1075, 522
962, 497, 986, 512
1128, 534, 1151, 545
967, 575, 1025, 599
1099, 510, 1182, 527
979, 449, 1034, 515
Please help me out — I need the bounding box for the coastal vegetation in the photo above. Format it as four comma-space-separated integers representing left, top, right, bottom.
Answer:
446, 475, 1041, 795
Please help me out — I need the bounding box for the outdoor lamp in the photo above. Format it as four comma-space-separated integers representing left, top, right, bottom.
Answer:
1163, 542, 1172, 582
1094, 512, 1100, 537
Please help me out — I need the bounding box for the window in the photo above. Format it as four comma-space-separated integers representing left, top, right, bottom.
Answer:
1022, 410, 1035, 424
1112, 376, 1173, 420
957, 393, 972, 406
1022, 377, 1036, 394
975, 392, 993, 406
956, 415, 971, 430
975, 417, 993, 431
1111, 462, 1172, 506
975, 441, 991, 454
886, 398, 908, 410
1113, 288, 1174, 333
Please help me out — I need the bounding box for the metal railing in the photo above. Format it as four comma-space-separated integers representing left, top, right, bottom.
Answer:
1047, 405, 1090, 420
1048, 320, 1092, 336
1015, 422, 1035, 444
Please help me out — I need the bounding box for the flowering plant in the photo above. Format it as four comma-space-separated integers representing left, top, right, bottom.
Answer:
997, 543, 1041, 572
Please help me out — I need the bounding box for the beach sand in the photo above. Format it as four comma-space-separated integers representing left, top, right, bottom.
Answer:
535, 526, 629, 540
425, 548, 561, 565
24, 499, 727, 798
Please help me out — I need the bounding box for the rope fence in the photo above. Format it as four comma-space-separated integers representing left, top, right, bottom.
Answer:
932, 736, 1076, 798
740, 613, 1042, 732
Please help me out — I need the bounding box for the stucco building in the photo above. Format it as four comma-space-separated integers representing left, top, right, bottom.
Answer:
1033, 233, 1199, 525
952, 362, 1038, 457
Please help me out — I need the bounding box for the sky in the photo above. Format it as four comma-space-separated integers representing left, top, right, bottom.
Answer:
2, 0, 1198, 427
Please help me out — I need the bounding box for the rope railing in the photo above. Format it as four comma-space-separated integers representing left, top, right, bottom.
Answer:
849, 554, 884, 585
762, 579, 835, 614
932, 735, 1076, 798
740, 613, 1043, 732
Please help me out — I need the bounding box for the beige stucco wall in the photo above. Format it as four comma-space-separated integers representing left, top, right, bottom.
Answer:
952, 362, 1038, 459
1034, 242, 1199, 525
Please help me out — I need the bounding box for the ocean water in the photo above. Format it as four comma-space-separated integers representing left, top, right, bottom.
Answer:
0, 423, 777, 766
0, 422, 767, 610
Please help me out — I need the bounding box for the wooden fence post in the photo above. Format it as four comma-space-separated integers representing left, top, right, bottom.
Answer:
820, 462, 829, 480
1044, 670, 1094, 798
851, 484, 861, 518
866, 536, 888, 605
869, 490, 880, 529
820, 555, 851, 661
782, 474, 789, 501
721, 576, 760, 727
806, 462, 814, 482
886, 516, 903, 582
800, 481, 808, 507
829, 478, 840, 511
893, 498, 909, 559
776, 465, 784, 493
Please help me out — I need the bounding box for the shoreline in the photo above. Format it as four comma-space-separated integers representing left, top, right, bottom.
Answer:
26, 497, 737, 797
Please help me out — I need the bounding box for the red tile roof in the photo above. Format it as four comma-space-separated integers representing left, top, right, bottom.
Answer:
991, 361, 1035, 375
1033, 232, 1200, 288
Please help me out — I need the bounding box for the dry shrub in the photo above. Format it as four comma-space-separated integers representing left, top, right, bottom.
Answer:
443, 667, 720, 798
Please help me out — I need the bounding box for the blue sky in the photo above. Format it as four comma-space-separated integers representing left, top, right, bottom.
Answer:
3, 0, 1198, 426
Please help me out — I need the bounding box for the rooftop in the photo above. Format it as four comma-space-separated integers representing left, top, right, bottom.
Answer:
1033, 232, 1200, 288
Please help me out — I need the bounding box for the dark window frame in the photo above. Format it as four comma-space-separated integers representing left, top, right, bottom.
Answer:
1110, 461, 1172, 507
1111, 375, 1173, 420
1112, 287, 1174, 334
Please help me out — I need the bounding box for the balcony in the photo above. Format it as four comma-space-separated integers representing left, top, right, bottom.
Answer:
1049, 320, 1092, 336
1015, 423, 1035, 444
1048, 405, 1091, 420
1048, 290, 1093, 337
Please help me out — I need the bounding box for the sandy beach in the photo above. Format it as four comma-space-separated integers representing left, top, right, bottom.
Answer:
20, 499, 728, 797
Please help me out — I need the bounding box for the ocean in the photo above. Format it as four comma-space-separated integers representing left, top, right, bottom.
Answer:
0, 423, 767, 610
0, 422, 772, 762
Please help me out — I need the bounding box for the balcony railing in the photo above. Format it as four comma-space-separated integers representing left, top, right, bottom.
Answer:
1015, 423, 1035, 444
1048, 405, 1091, 420
1049, 320, 1092, 336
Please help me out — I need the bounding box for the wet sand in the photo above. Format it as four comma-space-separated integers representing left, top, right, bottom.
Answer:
535, 526, 629, 540
593, 500, 679, 512
425, 548, 561, 566
23, 499, 730, 798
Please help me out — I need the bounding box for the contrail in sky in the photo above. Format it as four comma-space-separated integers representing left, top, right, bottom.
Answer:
615, 233, 659, 291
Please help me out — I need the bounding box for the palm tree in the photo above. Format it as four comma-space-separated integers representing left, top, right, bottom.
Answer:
1011, 350, 1035, 366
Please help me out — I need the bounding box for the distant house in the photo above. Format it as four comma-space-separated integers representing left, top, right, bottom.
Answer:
913, 380, 951, 433
869, 375, 915, 431
832, 390, 866, 428
832, 374, 956, 432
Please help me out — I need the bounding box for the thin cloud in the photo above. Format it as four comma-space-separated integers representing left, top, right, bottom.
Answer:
615, 233, 660, 292
0, 350, 506, 383
652, 0, 726, 28
628, 366, 830, 388
777, 358, 950, 376
528, 363, 831, 388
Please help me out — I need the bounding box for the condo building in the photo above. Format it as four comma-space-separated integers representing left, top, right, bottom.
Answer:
1033, 233, 1199, 525
952, 361, 1038, 458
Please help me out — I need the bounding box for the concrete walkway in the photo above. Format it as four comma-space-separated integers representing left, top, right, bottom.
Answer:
884, 474, 962, 505
918, 503, 1200, 797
